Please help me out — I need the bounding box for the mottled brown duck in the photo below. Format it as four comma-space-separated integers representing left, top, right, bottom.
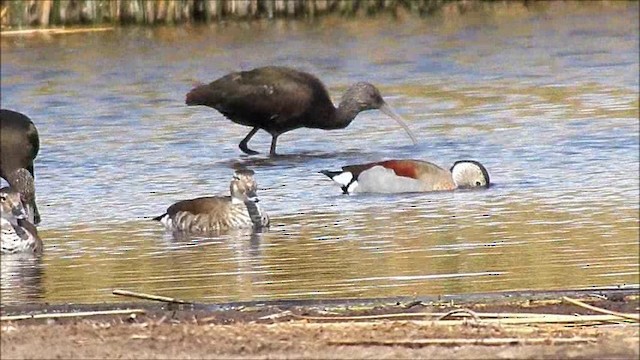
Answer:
1, 186, 42, 254
154, 170, 269, 233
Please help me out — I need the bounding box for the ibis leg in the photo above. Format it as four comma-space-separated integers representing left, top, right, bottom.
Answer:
30, 198, 41, 225
27, 164, 40, 224
239, 127, 260, 155
269, 134, 280, 156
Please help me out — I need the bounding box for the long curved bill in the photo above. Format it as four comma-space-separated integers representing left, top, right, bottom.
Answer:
379, 103, 418, 145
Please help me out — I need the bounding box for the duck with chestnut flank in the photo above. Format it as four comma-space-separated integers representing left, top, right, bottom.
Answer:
186, 66, 417, 156
320, 159, 490, 194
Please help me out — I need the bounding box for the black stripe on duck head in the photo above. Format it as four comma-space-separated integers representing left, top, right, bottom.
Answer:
0, 186, 28, 224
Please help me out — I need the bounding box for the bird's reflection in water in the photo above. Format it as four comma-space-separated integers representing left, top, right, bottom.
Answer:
156, 227, 268, 300
160, 227, 266, 258
1, 254, 44, 304
215, 149, 373, 169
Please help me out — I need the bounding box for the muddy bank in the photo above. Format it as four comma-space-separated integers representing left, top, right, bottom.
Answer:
2, 287, 638, 359
2, 286, 638, 322
2, 318, 638, 359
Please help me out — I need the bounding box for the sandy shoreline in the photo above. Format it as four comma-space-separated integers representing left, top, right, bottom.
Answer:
2, 287, 638, 359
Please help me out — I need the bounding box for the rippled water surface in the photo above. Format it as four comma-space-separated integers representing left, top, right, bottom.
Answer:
1, 2, 638, 305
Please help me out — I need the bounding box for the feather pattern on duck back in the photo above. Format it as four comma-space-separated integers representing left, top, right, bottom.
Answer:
1, 186, 42, 254
158, 196, 268, 233
154, 170, 269, 234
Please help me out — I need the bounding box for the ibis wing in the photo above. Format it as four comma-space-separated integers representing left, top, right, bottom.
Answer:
0, 110, 39, 172
187, 67, 325, 128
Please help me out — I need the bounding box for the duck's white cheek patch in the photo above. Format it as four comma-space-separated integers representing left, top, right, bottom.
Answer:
231, 197, 244, 204
332, 172, 353, 187
347, 180, 359, 194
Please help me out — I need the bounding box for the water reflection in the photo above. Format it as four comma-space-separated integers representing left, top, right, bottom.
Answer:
160, 227, 265, 256
1, 254, 44, 305
0, 2, 638, 305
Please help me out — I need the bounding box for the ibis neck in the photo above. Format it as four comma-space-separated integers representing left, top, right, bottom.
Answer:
325, 100, 360, 130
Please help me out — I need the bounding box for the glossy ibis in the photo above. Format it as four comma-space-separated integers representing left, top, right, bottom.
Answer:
0, 109, 40, 224
186, 66, 417, 156
1, 186, 42, 254
154, 169, 269, 233
320, 159, 490, 194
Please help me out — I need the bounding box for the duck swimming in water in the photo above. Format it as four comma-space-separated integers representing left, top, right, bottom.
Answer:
320, 159, 490, 194
1, 186, 42, 254
154, 170, 269, 234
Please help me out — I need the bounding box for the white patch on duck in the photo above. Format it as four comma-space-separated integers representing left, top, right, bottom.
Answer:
231, 196, 244, 205
331, 172, 353, 187
346, 180, 359, 194
1, 218, 39, 254
158, 214, 172, 229
354, 165, 426, 193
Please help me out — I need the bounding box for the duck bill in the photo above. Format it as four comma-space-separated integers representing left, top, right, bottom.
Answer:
246, 189, 259, 203
379, 103, 418, 145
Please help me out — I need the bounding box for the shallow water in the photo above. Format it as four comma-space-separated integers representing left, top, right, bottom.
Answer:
1, 2, 638, 305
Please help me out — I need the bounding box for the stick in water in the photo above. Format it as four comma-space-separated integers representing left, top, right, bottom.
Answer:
112, 289, 193, 304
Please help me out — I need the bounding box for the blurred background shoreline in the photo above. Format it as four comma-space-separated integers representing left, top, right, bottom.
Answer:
1, 0, 636, 30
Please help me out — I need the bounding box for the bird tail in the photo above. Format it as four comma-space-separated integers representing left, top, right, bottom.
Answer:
152, 213, 167, 222
319, 170, 341, 180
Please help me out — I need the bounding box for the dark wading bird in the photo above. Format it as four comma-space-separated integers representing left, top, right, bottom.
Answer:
186, 66, 418, 156
0, 109, 41, 224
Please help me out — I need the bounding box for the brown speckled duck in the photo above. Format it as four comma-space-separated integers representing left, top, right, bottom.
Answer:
1, 187, 42, 254
154, 170, 269, 233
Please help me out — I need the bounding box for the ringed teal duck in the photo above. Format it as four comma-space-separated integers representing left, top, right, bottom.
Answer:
320, 159, 490, 194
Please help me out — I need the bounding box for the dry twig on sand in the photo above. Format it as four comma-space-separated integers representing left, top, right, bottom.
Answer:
112, 289, 193, 304
291, 311, 638, 326
562, 296, 640, 322
437, 308, 481, 321
1, 309, 145, 322
1, 27, 114, 36
329, 337, 598, 347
